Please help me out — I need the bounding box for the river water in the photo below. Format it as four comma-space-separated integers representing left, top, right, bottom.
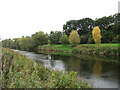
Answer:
14, 50, 119, 88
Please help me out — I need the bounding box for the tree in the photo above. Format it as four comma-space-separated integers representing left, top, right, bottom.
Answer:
32, 31, 48, 47
63, 18, 94, 36
18, 36, 35, 51
2, 39, 17, 49
69, 30, 80, 46
49, 31, 62, 45
92, 26, 102, 45
112, 34, 120, 43
59, 34, 69, 44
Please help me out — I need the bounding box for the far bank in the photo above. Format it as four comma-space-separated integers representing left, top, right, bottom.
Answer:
37, 43, 119, 58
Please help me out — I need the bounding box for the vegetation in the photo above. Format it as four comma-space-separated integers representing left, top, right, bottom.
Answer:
69, 30, 80, 46
92, 26, 102, 45
1, 13, 119, 88
38, 44, 119, 57
2, 48, 91, 88
49, 31, 62, 45
63, 13, 120, 44
59, 34, 69, 44
73, 44, 119, 56
2, 13, 120, 55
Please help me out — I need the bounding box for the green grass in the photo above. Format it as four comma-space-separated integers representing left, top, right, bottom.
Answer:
81, 43, 119, 47
38, 43, 119, 57
52, 43, 119, 51
52, 44, 73, 51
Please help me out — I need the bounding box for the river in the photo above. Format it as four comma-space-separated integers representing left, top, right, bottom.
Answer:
14, 50, 119, 88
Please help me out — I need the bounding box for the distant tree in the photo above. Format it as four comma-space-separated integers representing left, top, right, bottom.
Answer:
92, 26, 102, 45
59, 34, 69, 44
69, 30, 80, 46
112, 34, 120, 43
101, 29, 115, 43
18, 36, 35, 51
80, 34, 89, 44
32, 31, 48, 47
87, 32, 94, 44
63, 18, 94, 36
49, 31, 62, 45
2, 39, 17, 49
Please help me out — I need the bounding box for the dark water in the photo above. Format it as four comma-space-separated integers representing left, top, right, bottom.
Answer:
14, 50, 119, 88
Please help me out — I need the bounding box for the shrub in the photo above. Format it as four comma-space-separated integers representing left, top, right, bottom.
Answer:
59, 34, 69, 44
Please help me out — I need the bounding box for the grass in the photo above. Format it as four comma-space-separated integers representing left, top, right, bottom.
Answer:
80, 43, 119, 47
37, 43, 119, 58
2, 48, 91, 88
52, 44, 73, 51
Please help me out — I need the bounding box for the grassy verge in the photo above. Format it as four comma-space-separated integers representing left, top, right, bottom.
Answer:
38, 44, 119, 56
73, 44, 119, 55
2, 48, 91, 88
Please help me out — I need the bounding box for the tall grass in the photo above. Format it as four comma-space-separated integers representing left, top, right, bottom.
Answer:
2, 48, 91, 88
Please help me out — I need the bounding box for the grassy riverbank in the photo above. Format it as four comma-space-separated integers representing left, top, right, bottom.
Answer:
2, 48, 91, 88
38, 43, 119, 56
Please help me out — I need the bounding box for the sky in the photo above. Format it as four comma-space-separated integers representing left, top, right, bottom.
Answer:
0, 0, 119, 40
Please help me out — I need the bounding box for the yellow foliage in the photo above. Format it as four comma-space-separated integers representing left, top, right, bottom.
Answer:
93, 61, 102, 77
92, 26, 102, 44
69, 30, 80, 45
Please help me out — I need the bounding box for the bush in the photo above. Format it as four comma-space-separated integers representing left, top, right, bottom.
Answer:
59, 35, 69, 44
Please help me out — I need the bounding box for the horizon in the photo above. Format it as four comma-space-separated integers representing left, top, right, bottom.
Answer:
1, 13, 118, 40
0, 0, 119, 40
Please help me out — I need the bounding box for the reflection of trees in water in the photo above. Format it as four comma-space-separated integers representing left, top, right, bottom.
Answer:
93, 61, 102, 77
67, 57, 81, 72
51, 55, 81, 72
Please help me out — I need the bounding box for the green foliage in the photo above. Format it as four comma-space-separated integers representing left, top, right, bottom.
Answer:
18, 36, 35, 51
2, 48, 91, 88
2, 13, 120, 51
2, 39, 18, 49
73, 44, 119, 56
32, 31, 49, 46
80, 34, 89, 44
38, 44, 119, 56
101, 29, 115, 43
63, 13, 120, 44
59, 34, 69, 44
112, 34, 120, 43
49, 31, 62, 44
63, 18, 94, 36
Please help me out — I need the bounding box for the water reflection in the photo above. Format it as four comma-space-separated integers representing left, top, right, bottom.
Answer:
14, 50, 119, 88
93, 61, 102, 77
14, 50, 65, 71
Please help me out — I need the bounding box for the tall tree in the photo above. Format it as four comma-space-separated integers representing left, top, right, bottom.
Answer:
63, 18, 94, 36
92, 26, 102, 45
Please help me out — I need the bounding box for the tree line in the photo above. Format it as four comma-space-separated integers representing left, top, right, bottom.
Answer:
2, 13, 120, 51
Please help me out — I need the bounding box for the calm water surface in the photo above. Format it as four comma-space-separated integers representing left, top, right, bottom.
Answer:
14, 50, 119, 88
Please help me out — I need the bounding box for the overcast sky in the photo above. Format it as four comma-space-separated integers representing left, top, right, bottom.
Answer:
0, 0, 119, 40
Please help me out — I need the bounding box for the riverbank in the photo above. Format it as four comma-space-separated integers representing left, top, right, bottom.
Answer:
37, 43, 119, 56
2, 48, 91, 88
